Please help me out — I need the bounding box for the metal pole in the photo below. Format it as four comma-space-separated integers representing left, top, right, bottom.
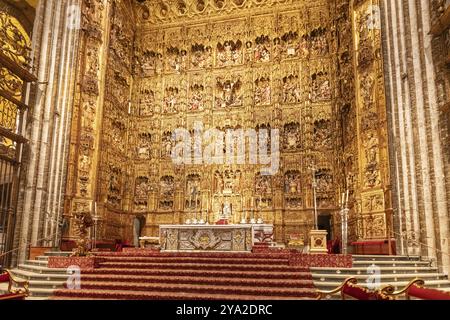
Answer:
342, 207, 349, 255
312, 167, 318, 230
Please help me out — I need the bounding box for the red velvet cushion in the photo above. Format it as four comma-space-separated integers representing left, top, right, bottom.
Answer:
408, 284, 450, 300
0, 272, 9, 283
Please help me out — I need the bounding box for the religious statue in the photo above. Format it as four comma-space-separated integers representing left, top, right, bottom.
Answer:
284, 171, 301, 194
222, 202, 232, 219
282, 75, 302, 104
166, 46, 183, 72
160, 176, 175, 197
163, 87, 179, 113
281, 31, 299, 58
268, 38, 280, 61
299, 34, 310, 58
155, 53, 163, 75
137, 132, 151, 159
283, 122, 301, 151
256, 174, 272, 194
71, 211, 94, 257
364, 132, 379, 164
311, 71, 331, 102
191, 44, 212, 69
180, 49, 188, 72
214, 171, 224, 193
254, 35, 271, 63
244, 41, 253, 64
314, 119, 332, 149
162, 132, 174, 157
135, 177, 150, 199
215, 76, 242, 108
139, 50, 158, 77
254, 77, 271, 106
310, 27, 329, 56
139, 88, 155, 116
189, 84, 205, 111
216, 40, 242, 67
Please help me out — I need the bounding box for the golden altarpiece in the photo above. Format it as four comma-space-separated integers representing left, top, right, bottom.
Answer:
63, 0, 392, 247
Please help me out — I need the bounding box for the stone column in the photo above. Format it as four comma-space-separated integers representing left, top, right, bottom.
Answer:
13, 0, 82, 264
381, 0, 450, 272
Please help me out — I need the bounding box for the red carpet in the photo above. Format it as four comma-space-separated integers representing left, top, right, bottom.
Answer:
51, 250, 319, 300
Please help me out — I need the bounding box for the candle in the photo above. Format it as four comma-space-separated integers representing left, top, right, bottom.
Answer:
341, 193, 345, 207
345, 190, 349, 205
200, 192, 202, 212
195, 192, 198, 211
95, 202, 97, 215
128, 102, 131, 114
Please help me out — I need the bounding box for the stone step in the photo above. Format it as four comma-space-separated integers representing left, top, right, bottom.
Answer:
311, 266, 439, 274
10, 268, 70, 281
43, 251, 72, 257
27, 287, 57, 298
18, 263, 68, 274
312, 272, 447, 281
26, 296, 50, 300
28, 280, 66, 290
25, 260, 49, 267
97, 261, 307, 272
352, 255, 422, 261
36, 256, 49, 261
352, 260, 431, 267
100, 256, 290, 265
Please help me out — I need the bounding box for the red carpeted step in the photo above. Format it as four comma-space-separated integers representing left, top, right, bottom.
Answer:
78, 274, 314, 288
50, 251, 316, 300
71, 281, 316, 297
82, 268, 312, 280
99, 256, 290, 265
52, 288, 318, 300
97, 262, 307, 273
94, 251, 291, 260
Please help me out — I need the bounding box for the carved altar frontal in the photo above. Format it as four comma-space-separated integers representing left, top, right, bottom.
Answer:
160, 225, 253, 252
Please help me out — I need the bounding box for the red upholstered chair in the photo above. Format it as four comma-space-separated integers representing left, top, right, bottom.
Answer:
0, 270, 29, 300
383, 278, 450, 300
316, 277, 393, 300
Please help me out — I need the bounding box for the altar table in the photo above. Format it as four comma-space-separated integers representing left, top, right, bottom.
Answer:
159, 224, 273, 252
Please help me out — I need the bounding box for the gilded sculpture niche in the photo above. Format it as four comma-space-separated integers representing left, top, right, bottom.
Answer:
215, 74, 243, 109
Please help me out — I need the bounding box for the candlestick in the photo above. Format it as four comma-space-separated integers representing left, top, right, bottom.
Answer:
345, 190, 349, 207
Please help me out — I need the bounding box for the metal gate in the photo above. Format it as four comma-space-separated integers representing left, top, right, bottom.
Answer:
0, 8, 35, 267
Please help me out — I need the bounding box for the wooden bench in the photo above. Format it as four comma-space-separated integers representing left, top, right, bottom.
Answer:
382, 278, 450, 300
0, 269, 30, 300
316, 277, 394, 300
